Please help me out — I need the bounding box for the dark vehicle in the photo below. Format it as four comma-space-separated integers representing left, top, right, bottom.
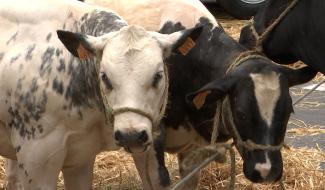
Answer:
203, 0, 267, 19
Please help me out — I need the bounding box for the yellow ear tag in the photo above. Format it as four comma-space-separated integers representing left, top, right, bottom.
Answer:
193, 90, 211, 110
77, 44, 93, 59
178, 37, 195, 55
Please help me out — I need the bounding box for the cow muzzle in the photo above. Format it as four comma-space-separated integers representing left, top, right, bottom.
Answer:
243, 150, 283, 183
114, 129, 151, 153
112, 110, 153, 153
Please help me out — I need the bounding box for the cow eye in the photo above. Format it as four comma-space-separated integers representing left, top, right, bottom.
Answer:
236, 109, 247, 121
152, 71, 163, 88
101, 73, 113, 90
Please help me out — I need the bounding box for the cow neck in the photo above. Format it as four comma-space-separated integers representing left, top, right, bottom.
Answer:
248, 0, 299, 51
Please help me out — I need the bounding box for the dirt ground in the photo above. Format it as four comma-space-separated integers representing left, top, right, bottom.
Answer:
0, 4, 324, 190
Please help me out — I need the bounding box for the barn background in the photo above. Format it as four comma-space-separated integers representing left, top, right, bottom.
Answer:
0, 3, 323, 190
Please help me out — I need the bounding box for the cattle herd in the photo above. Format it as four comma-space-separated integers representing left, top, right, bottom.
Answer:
0, 0, 323, 189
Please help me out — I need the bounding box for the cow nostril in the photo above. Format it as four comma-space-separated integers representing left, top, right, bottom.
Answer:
138, 130, 148, 143
114, 130, 123, 142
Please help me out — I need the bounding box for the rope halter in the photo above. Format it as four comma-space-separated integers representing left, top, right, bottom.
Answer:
95, 60, 169, 129
220, 96, 283, 154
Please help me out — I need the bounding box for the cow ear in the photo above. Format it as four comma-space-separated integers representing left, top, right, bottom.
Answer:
186, 77, 238, 110
280, 66, 318, 87
155, 26, 203, 57
170, 26, 203, 55
57, 30, 106, 60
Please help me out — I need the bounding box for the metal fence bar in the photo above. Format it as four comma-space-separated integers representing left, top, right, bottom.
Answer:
293, 78, 325, 106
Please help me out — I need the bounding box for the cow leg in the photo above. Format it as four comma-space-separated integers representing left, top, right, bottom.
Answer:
177, 149, 200, 190
164, 126, 207, 190
15, 147, 65, 190
5, 159, 23, 190
62, 157, 95, 190
132, 128, 170, 190
14, 125, 68, 190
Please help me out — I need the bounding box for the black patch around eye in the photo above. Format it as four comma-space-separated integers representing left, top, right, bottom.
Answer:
152, 71, 163, 88
101, 73, 113, 89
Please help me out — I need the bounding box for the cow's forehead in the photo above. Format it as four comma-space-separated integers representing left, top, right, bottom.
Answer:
101, 26, 164, 74
250, 72, 281, 127
104, 25, 161, 54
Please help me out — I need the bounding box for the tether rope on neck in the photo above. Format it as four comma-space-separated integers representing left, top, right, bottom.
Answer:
226, 50, 270, 75
249, 0, 299, 51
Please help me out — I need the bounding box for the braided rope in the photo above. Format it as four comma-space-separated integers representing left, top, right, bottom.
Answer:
112, 107, 154, 124
249, 0, 299, 50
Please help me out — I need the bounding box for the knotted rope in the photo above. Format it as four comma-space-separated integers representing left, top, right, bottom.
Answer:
248, 0, 299, 51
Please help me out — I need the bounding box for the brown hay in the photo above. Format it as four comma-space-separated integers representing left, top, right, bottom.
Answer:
0, 146, 323, 190
287, 128, 325, 137
198, 147, 324, 190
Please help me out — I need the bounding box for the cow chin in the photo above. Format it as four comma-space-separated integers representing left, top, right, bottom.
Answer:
123, 143, 151, 154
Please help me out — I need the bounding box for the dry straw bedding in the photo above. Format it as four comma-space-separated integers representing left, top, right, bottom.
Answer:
0, 8, 324, 190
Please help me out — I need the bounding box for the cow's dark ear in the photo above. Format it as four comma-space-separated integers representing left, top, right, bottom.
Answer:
280, 66, 318, 87
57, 30, 95, 59
186, 77, 238, 110
172, 26, 203, 55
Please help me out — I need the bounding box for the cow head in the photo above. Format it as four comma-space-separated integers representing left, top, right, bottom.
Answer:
57, 25, 202, 153
187, 60, 317, 183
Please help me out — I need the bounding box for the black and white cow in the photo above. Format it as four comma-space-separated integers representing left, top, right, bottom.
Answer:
240, 0, 325, 74
82, 0, 317, 189
0, 0, 201, 189
160, 19, 317, 187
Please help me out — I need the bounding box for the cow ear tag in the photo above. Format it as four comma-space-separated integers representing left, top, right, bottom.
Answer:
193, 90, 211, 110
178, 37, 195, 55
77, 43, 93, 60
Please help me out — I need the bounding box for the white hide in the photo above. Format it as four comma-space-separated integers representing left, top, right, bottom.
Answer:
254, 153, 272, 179
85, 0, 219, 30
250, 72, 281, 127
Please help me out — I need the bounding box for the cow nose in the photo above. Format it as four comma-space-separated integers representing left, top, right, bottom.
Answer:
114, 130, 149, 146
114, 130, 123, 143
138, 130, 149, 143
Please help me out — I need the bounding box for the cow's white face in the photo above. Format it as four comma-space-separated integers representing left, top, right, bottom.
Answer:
101, 26, 168, 153
58, 25, 202, 153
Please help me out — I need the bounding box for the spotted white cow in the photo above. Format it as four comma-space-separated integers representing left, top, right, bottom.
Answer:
0, 0, 202, 189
